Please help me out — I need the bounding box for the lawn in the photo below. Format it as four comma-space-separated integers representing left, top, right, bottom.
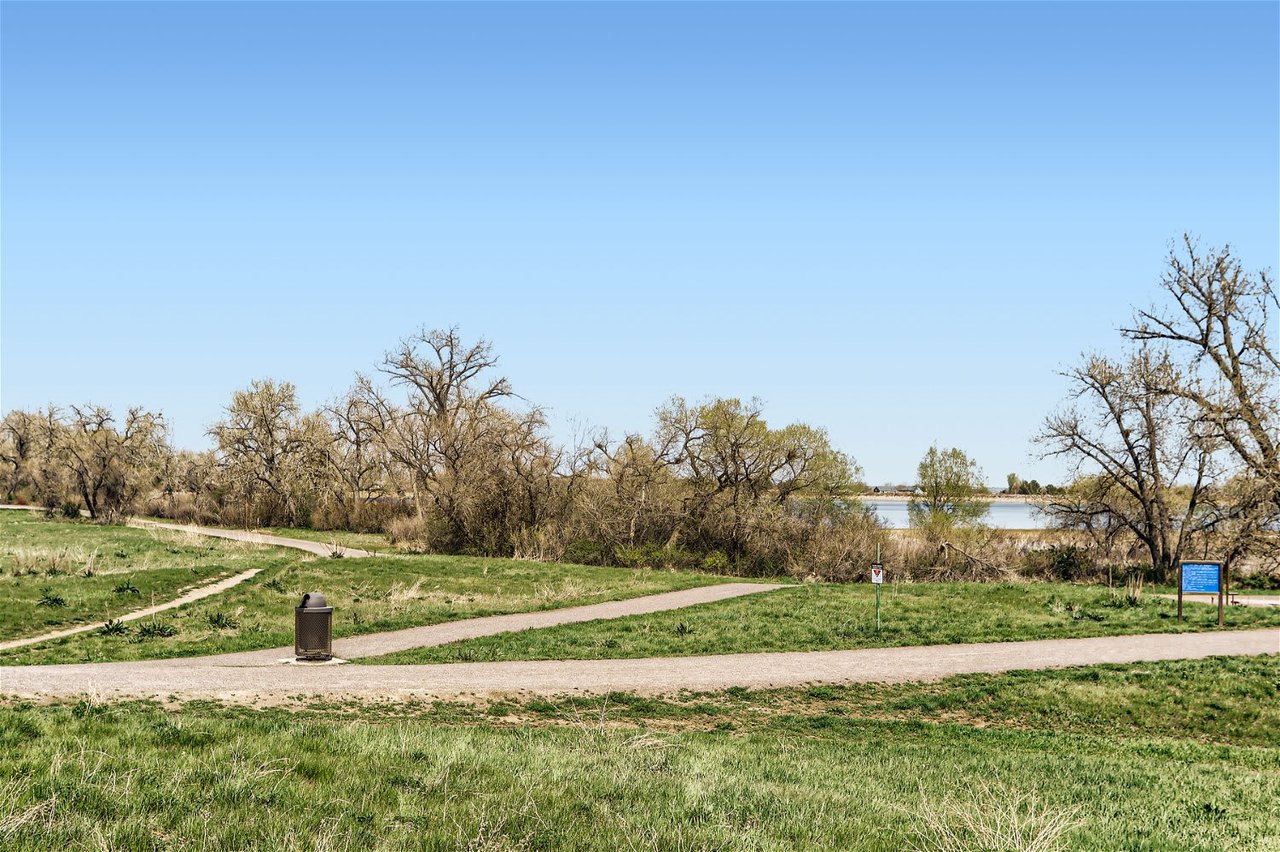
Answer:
0, 522, 731, 665
1, 656, 1276, 850
0, 510, 298, 642
364, 580, 1280, 664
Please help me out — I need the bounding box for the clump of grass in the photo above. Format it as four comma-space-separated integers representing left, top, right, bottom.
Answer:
907, 783, 1082, 852
534, 578, 591, 605
207, 612, 241, 631
386, 577, 428, 604
35, 588, 66, 608
0, 778, 57, 844
99, 619, 129, 636
112, 581, 140, 596
135, 621, 178, 639
262, 577, 286, 593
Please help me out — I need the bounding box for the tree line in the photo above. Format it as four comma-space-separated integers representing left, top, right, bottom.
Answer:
3, 237, 1275, 582
1, 328, 880, 576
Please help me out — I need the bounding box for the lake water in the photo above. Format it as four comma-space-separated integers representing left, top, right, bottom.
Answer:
863, 499, 1049, 530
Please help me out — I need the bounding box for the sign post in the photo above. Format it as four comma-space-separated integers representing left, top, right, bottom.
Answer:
871, 544, 884, 631
1179, 561, 1224, 626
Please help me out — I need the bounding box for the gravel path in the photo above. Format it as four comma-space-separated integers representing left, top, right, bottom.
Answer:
2, 628, 1274, 703
0, 569, 262, 652
1169, 593, 1280, 608
211, 582, 789, 665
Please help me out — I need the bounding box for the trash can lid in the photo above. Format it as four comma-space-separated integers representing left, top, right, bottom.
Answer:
298, 592, 329, 609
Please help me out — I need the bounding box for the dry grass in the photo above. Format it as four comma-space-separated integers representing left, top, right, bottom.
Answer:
907, 783, 1082, 852
0, 780, 57, 844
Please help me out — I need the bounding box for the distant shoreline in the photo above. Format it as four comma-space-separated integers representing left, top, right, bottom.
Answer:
855, 494, 1051, 503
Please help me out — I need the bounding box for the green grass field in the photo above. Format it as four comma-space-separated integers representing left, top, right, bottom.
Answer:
0, 511, 299, 642
0, 512, 730, 665
2, 656, 1276, 850
363, 580, 1280, 664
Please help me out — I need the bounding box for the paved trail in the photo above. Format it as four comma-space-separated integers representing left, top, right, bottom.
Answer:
2, 629, 1274, 703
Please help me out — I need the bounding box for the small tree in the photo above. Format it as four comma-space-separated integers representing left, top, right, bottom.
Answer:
654, 397, 857, 569
209, 379, 318, 526
50, 405, 170, 521
908, 445, 989, 531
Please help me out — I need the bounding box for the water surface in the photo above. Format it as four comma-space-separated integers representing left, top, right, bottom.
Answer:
863, 499, 1048, 530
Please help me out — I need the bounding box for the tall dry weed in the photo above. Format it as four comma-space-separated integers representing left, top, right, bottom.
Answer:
906, 783, 1081, 852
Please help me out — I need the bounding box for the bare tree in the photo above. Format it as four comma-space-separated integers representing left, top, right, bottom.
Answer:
1, 408, 67, 508
1037, 349, 1217, 580
655, 397, 856, 567
1, 410, 40, 498
49, 405, 170, 520
209, 379, 317, 526
1123, 237, 1279, 509
359, 327, 567, 554
322, 386, 389, 528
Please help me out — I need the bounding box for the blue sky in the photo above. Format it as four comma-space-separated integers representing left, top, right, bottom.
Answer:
2, 1, 1277, 485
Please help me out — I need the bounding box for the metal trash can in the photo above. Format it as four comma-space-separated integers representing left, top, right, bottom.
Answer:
295, 592, 334, 661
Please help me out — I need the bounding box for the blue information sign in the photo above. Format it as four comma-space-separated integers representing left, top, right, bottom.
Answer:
1181, 562, 1221, 594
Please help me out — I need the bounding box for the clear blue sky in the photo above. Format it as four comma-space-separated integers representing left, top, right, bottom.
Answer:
3, 1, 1277, 485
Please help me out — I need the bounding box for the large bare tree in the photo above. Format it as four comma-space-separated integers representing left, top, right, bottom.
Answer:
1123, 237, 1279, 508
1037, 349, 1217, 580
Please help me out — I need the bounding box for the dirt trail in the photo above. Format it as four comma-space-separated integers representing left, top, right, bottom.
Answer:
0, 569, 262, 652
126, 518, 376, 558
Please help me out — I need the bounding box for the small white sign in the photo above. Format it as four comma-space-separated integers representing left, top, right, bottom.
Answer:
871, 564, 884, 584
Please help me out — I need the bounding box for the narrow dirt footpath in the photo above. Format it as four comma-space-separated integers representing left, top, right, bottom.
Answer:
0, 506, 376, 558
2, 628, 1275, 703
126, 518, 376, 558
0, 569, 262, 652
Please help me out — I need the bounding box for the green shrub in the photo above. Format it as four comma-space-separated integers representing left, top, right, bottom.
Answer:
36, 588, 66, 608
614, 543, 700, 571
701, 550, 730, 573
1237, 566, 1280, 591
563, 539, 610, 566
99, 619, 129, 636
1022, 545, 1095, 581
61, 501, 81, 519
